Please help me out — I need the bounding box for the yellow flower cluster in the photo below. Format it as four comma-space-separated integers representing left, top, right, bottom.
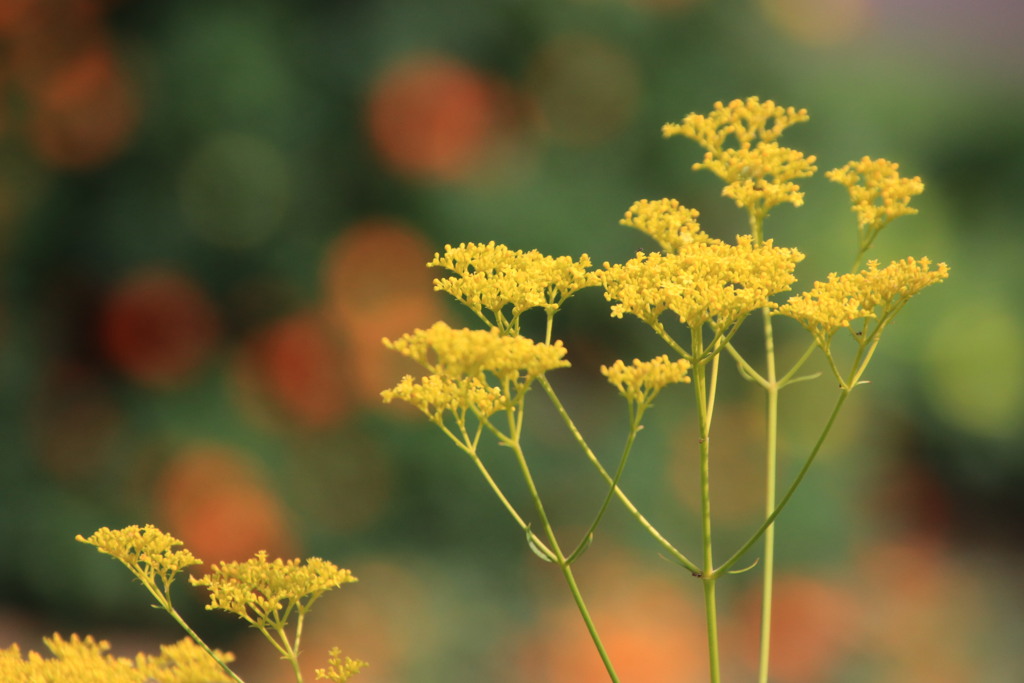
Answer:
382, 322, 570, 422
0, 634, 233, 683
600, 236, 805, 332
384, 321, 570, 382
382, 373, 507, 422
663, 97, 810, 148
601, 356, 691, 405
76, 525, 201, 590
779, 257, 949, 347
827, 156, 924, 249
429, 241, 598, 326
316, 646, 369, 683
663, 97, 817, 218
620, 199, 709, 253
190, 551, 357, 627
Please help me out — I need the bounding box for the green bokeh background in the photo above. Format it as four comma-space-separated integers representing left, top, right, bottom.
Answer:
2, 1, 1022, 681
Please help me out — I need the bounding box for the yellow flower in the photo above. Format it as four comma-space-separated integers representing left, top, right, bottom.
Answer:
381, 373, 507, 423
779, 257, 949, 347
600, 236, 804, 334
316, 646, 368, 683
383, 321, 570, 382
620, 199, 709, 253
429, 241, 598, 329
827, 156, 924, 250
663, 97, 810, 149
190, 551, 356, 628
382, 322, 570, 425
77, 525, 202, 592
601, 356, 691, 406
138, 639, 236, 683
0, 634, 233, 683
663, 97, 817, 220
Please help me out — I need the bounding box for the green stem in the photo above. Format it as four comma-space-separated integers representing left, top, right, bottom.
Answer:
567, 408, 643, 563
758, 308, 779, 683
692, 328, 721, 683
290, 612, 307, 683
439, 422, 547, 553
537, 376, 699, 574
703, 577, 722, 683
560, 560, 620, 683
714, 389, 849, 576
137, 577, 246, 683
508, 437, 620, 683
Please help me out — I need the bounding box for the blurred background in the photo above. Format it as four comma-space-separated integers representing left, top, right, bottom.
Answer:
1, 0, 1022, 681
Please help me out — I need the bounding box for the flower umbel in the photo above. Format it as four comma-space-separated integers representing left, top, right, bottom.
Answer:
429, 241, 598, 332
76, 525, 201, 596
779, 256, 949, 348
191, 551, 356, 627
383, 321, 570, 383
0, 634, 234, 683
600, 236, 804, 352
381, 373, 507, 424
663, 97, 817, 226
827, 156, 924, 253
191, 552, 365, 682
601, 355, 691, 408
315, 647, 369, 683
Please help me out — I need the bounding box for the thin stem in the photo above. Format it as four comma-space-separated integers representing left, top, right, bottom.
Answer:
537, 376, 699, 574
560, 561, 621, 683
692, 328, 721, 683
714, 390, 849, 576
703, 577, 722, 683
508, 436, 620, 683
777, 338, 818, 387
724, 342, 768, 387
138, 579, 246, 683
758, 308, 779, 683
567, 408, 643, 562
438, 422, 541, 543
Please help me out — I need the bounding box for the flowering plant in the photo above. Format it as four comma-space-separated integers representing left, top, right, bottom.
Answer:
1, 525, 365, 683
382, 97, 948, 682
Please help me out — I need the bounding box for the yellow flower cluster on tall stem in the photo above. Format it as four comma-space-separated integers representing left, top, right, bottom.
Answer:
382, 97, 947, 683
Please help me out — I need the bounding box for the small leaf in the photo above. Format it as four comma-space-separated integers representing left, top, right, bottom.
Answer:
524, 526, 557, 563
727, 557, 761, 575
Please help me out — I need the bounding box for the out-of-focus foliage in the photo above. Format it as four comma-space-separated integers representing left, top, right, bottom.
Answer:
1, 1, 1022, 681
